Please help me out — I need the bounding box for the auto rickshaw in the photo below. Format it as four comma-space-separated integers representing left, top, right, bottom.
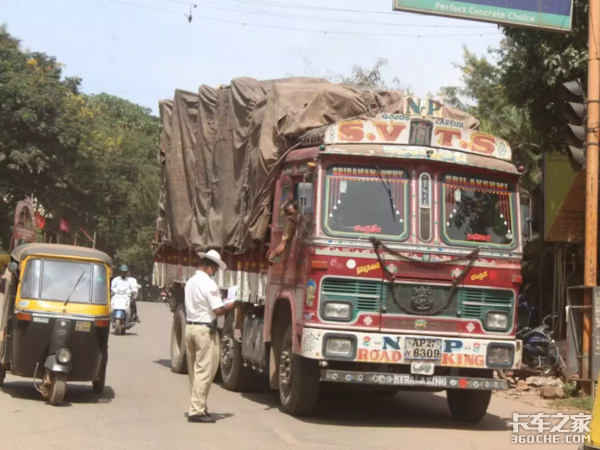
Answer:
0, 244, 113, 405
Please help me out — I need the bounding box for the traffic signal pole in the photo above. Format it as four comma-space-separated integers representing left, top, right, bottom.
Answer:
583, 0, 600, 393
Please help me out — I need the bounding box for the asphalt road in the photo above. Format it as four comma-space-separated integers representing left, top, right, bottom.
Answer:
0, 303, 579, 450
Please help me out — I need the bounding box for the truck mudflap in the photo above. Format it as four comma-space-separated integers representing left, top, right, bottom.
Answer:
301, 328, 522, 371
321, 370, 509, 390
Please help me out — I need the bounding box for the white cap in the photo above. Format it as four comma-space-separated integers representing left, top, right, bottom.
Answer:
197, 249, 227, 271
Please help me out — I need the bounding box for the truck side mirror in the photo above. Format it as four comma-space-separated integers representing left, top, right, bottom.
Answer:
7, 262, 17, 275
296, 183, 314, 216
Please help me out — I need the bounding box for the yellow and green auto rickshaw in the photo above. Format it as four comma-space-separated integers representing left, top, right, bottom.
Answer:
0, 244, 113, 405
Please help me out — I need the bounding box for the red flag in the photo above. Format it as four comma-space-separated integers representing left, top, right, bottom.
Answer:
59, 218, 71, 233
35, 212, 46, 229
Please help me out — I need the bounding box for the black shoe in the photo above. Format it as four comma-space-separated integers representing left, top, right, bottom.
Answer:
188, 414, 215, 423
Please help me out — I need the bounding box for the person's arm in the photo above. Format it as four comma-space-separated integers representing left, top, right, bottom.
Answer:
268, 240, 288, 262
130, 278, 138, 299
269, 220, 294, 262
204, 283, 235, 317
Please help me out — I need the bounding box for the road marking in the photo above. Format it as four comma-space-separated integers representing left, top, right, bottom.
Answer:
272, 427, 299, 445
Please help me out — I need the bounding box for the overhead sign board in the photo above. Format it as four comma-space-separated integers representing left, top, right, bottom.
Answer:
393, 0, 573, 33
325, 113, 513, 162
544, 154, 585, 243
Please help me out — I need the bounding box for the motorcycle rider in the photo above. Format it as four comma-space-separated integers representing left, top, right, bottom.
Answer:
111, 265, 140, 323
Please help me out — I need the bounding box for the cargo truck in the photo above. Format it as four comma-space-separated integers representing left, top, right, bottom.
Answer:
154, 78, 523, 423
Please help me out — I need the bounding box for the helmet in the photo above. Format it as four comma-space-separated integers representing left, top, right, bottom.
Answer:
119, 265, 129, 272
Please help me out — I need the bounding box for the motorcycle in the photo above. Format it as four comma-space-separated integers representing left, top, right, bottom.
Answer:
111, 287, 138, 335
141, 282, 151, 302
498, 303, 567, 382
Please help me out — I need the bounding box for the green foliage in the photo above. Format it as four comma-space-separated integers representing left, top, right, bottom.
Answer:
0, 25, 159, 274
74, 93, 160, 270
330, 58, 413, 94
554, 395, 594, 412
564, 381, 578, 398
497, 0, 588, 153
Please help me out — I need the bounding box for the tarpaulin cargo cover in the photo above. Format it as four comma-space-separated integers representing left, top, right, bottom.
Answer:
157, 77, 478, 253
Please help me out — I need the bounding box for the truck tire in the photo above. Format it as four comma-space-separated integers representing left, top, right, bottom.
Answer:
170, 304, 188, 374
447, 389, 492, 423
220, 315, 252, 391
278, 324, 320, 416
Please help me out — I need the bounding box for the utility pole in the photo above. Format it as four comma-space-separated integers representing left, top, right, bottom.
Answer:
583, 0, 600, 393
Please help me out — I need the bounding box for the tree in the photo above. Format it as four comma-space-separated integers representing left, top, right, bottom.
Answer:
0, 24, 90, 248
0, 26, 160, 276
496, 1, 588, 153
71, 93, 160, 271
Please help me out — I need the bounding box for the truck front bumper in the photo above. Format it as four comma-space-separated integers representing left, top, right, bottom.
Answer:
301, 327, 522, 371
321, 369, 508, 390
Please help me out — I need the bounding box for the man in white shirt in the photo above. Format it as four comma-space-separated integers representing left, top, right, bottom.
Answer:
111, 265, 140, 322
184, 250, 235, 424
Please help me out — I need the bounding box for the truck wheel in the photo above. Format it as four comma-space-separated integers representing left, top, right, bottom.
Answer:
170, 304, 188, 374
278, 324, 320, 416
220, 315, 252, 391
447, 389, 491, 423
49, 372, 67, 406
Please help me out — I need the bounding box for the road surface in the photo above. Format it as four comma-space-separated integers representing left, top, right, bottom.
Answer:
0, 303, 579, 450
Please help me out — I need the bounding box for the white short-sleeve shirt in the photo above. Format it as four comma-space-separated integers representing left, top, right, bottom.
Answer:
111, 277, 137, 293
184, 270, 225, 323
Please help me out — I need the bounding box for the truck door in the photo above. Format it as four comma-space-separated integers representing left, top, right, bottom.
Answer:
266, 176, 293, 301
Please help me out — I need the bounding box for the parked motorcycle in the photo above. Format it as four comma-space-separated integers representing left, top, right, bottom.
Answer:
498, 302, 567, 382
141, 282, 152, 302
111, 287, 138, 335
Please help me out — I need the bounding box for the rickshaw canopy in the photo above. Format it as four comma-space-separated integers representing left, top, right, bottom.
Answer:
11, 244, 113, 268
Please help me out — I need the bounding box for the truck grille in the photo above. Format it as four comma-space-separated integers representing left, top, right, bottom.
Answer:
458, 288, 513, 320
321, 278, 382, 312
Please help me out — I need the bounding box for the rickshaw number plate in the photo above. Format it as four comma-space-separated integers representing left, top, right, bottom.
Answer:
76, 321, 91, 332
33, 316, 49, 324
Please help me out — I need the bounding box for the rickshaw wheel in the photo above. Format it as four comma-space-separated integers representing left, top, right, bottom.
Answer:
48, 373, 67, 406
93, 356, 107, 394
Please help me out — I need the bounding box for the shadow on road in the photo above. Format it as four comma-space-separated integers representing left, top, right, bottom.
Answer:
153, 359, 173, 369
1, 381, 115, 406
241, 387, 509, 431
184, 412, 234, 422
112, 333, 138, 337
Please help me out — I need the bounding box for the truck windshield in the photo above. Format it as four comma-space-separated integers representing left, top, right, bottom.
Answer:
323, 166, 410, 240
20, 258, 108, 304
441, 174, 516, 248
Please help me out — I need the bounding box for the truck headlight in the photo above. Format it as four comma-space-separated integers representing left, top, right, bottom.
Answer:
323, 303, 352, 321
325, 338, 353, 356
487, 346, 511, 365
486, 312, 508, 330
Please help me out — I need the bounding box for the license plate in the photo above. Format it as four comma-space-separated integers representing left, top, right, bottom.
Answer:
75, 321, 91, 332
405, 338, 442, 360
33, 316, 49, 324
411, 361, 435, 376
